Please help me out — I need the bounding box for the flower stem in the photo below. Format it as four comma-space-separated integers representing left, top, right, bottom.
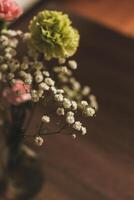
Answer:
0, 19, 7, 31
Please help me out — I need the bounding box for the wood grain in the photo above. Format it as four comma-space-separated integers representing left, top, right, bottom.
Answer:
63, 0, 134, 37
12, 1, 134, 200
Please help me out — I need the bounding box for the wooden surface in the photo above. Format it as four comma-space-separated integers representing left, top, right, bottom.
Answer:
64, 0, 134, 37
13, 1, 134, 200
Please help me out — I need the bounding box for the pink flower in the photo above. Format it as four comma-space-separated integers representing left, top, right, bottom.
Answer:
3, 80, 31, 105
0, 0, 23, 21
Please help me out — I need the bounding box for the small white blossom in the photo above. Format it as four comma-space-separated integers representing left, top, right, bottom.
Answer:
89, 95, 96, 101
70, 79, 81, 91
56, 107, 65, 116
24, 78, 32, 85
7, 73, 14, 80
43, 71, 50, 77
19, 71, 27, 78
38, 89, 44, 97
45, 78, 55, 86
6, 30, 17, 37
56, 89, 64, 94
71, 100, 77, 110
82, 86, 90, 96
39, 82, 49, 91
68, 60, 77, 69
34, 62, 43, 70
42, 115, 50, 123
5, 47, 16, 56
10, 39, 18, 48
54, 94, 64, 102
21, 63, 29, 70
58, 58, 66, 64
24, 74, 32, 84
61, 66, 68, 74
31, 90, 39, 102
73, 121, 82, 131
89, 95, 98, 110
23, 33, 31, 40
50, 86, 57, 94
1, 64, 8, 71
72, 134, 76, 139
66, 115, 75, 124
63, 98, 71, 109
80, 101, 88, 108
16, 30, 23, 36
35, 74, 43, 83
66, 111, 74, 117
35, 136, 44, 146
5, 53, 12, 60
81, 127, 87, 135
85, 107, 95, 117
0, 35, 8, 46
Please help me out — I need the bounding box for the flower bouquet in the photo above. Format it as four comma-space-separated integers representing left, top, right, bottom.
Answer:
0, 0, 98, 199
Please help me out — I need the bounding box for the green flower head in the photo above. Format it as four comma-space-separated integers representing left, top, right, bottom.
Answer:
29, 10, 80, 60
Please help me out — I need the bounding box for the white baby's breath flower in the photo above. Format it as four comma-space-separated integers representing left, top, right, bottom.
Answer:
72, 134, 76, 139
42, 71, 50, 77
71, 100, 77, 110
73, 121, 82, 131
23, 33, 31, 40
63, 98, 71, 109
85, 107, 95, 117
72, 81, 81, 91
6, 30, 17, 37
24, 78, 32, 85
80, 101, 88, 108
21, 63, 29, 70
61, 66, 68, 74
35, 74, 43, 83
89, 95, 96, 101
5, 53, 12, 60
58, 58, 66, 64
7, 73, 14, 80
1, 64, 8, 71
50, 86, 57, 94
54, 94, 63, 102
34, 62, 43, 70
16, 30, 23, 36
81, 127, 87, 135
68, 60, 77, 70
66, 115, 75, 124
89, 95, 98, 110
24, 74, 32, 84
45, 78, 55, 86
35, 136, 44, 146
66, 111, 74, 117
56, 107, 65, 116
82, 86, 90, 96
39, 82, 49, 91
42, 115, 50, 123
19, 71, 27, 78
31, 90, 39, 102
38, 89, 44, 97
56, 89, 64, 94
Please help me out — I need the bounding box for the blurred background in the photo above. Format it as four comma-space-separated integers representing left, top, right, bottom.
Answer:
13, 1, 134, 200
16, 0, 134, 37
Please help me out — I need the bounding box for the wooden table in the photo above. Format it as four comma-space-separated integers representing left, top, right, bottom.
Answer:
63, 0, 134, 37
13, 1, 134, 199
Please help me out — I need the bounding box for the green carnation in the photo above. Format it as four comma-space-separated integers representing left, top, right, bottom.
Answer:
29, 10, 80, 60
